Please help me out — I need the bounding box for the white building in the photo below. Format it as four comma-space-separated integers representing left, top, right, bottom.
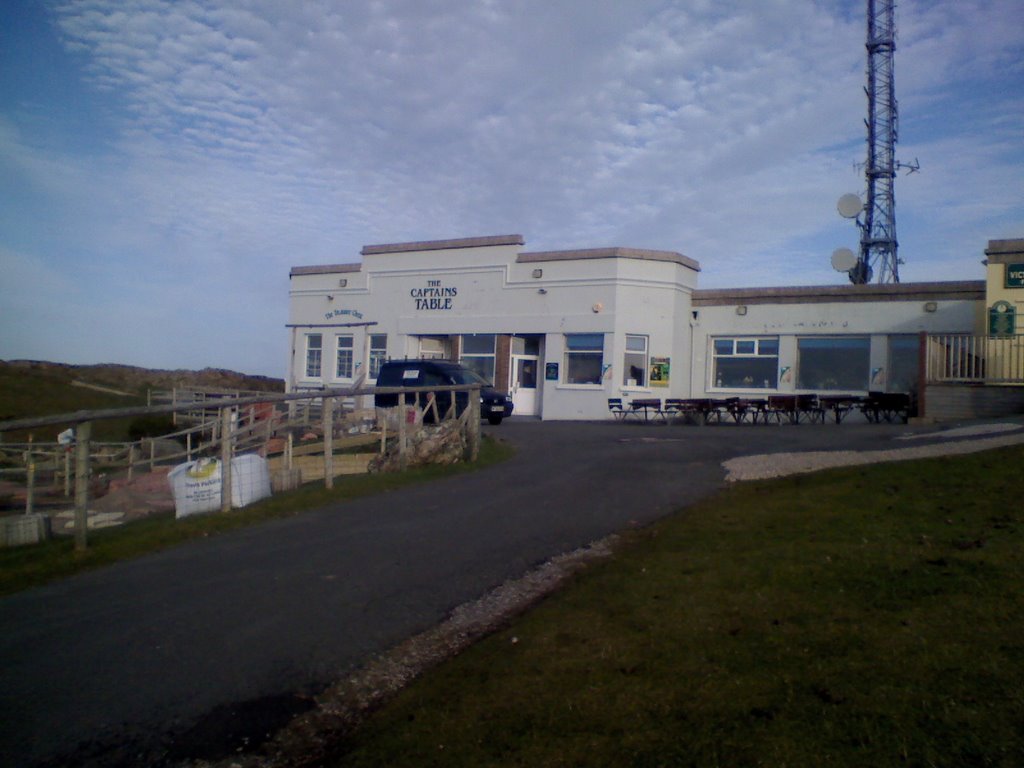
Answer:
287, 234, 1019, 421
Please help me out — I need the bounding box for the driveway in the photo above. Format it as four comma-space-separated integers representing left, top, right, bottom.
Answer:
0, 417, 1015, 766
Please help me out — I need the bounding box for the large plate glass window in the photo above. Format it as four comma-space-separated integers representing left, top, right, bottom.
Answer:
623, 334, 649, 386
460, 334, 496, 384
369, 334, 387, 378
564, 333, 604, 385
887, 335, 919, 393
335, 334, 354, 379
712, 337, 778, 388
797, 337, 870, 390
304, 333, 322, 378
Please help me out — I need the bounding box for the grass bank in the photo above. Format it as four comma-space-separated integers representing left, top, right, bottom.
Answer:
0, 436, 514, 597
337, 445, 1024, 767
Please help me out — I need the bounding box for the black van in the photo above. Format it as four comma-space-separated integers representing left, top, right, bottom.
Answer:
374, 359, 514, 425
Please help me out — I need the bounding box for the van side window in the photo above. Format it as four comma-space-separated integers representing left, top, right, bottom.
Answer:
422, 370, 448, 386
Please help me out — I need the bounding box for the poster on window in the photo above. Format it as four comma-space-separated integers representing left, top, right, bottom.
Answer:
649, 357, 670, 387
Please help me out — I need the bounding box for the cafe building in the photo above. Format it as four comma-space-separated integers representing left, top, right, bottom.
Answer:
287, 234, 1022, 420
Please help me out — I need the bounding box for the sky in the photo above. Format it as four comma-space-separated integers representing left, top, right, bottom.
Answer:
1, 0, 1022, 377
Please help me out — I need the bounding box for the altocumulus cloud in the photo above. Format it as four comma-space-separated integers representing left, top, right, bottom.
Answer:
0, 0, 1021, 373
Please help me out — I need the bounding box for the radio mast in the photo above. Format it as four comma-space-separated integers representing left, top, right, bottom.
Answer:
835, 0, 918, 284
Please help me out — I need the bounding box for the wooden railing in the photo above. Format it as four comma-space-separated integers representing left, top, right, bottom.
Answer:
926, 334, 1024, 384
0, 384, 481, 551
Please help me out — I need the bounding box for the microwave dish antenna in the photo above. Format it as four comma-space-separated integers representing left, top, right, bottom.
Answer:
837, 193, 864, 219
831, 247, 859, 272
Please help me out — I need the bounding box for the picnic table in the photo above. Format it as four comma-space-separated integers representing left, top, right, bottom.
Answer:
818, 395, 863, 424
629, 398, 664, 422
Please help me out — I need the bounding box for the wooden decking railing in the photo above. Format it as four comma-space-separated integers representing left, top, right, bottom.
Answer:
926, 334, 1024, 384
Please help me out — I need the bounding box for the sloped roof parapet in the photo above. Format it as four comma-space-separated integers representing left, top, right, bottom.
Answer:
517, 246, 700, 272
361, 234, 525, 256
984, 238, 1024, 264
290, 263, 361, 277
692, 281, 985, 306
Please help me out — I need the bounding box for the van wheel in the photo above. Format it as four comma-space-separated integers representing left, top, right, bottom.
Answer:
487, 414, 503, 425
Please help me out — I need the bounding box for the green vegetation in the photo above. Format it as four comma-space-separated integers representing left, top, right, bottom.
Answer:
0, 363, 148, 441
0, 360, 283, 441
0, 436, 514, 596
337, 446, 1024, 767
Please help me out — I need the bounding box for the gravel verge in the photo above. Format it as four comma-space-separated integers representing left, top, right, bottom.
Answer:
723, 429, 1024, 482
199, 537, 619, 768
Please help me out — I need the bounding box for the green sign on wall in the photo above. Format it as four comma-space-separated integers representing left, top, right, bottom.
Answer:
989, 301, 1017, 337
1007, 263, 1024, 288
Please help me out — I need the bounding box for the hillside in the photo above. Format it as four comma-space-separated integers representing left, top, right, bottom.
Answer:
0, 360, 284, 441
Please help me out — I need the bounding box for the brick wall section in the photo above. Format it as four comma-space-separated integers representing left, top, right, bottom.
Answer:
495, 335, 512, 394
924, 384, 1024, 421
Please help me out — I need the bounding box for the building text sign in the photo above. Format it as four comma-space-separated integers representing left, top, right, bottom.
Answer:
411, 279, 457, 310
1006, 263, 1024, 288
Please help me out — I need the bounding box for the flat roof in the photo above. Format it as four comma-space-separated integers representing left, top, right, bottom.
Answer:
361, 234, 525, 256
517, 246, 700, 272
692, 280, 985, 306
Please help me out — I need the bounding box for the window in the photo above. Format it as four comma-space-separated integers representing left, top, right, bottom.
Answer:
460, 334, 496, 384
797, 337, 870, 390
712, 337, 778, 389
564, 333, 604, 385
335, 335, 354, 379
304, 334, 323, 378
369, 334, 387, 378
623, 335, 648, 387
888, 335, 920, 393
511, 335, 540, 356
418, 336, 448, 359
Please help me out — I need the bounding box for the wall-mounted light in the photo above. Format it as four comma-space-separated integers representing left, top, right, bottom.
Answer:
326, 294, 334, 301
338, 278, 348, 288
923, 301, 937, 313
592, 302, 603, 313
736, 305, 748, 316
532, 268, 543, 278
537, 288, 548, 295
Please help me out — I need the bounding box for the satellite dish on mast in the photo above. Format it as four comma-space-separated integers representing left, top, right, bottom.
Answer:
831, 247, 858, 272
837, 193, 863, 219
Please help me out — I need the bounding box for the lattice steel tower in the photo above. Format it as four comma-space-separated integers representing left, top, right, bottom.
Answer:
849, 0, 916, 285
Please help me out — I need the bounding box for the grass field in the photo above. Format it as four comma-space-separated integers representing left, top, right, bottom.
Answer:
334, 445, 1024, 767
0, 436, 514, 597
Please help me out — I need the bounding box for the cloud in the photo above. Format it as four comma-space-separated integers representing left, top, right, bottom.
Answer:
0, 0, 1020, 373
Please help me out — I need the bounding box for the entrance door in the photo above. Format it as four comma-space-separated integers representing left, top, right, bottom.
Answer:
510, 355, 540, 416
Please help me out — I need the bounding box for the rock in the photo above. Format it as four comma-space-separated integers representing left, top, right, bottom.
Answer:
369, 420, 466, 473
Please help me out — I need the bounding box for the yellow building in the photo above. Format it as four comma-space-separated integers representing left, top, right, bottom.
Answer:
981, 239, 1024, 382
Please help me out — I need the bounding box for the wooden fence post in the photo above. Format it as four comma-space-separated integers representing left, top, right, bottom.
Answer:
74, 421, 92, 552
64, 450, 71, 497
25, 449, 35, 516
323, 395, 334, 489
465, 387, 481, 462
398, 399, 408, 471
220, 407, 233, 513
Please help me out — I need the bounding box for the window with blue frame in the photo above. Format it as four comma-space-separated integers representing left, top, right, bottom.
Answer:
564, 333, 604, 385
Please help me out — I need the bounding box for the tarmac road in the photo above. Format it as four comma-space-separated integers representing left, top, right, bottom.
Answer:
0, 417, 1001, 766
